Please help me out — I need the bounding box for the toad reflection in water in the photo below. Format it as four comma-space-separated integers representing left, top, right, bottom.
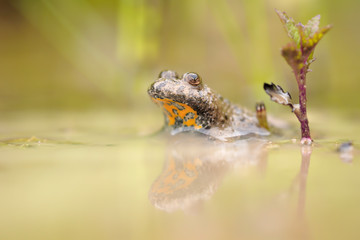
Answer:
148, 135, 312, 237
148, 134, 268, 212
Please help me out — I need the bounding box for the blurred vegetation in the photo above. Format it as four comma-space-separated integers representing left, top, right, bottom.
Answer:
0, 0, 359, 112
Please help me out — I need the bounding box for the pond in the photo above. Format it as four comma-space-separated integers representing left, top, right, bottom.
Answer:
0, 110, 359, 240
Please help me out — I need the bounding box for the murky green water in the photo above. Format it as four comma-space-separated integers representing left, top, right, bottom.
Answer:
0, 110, 359, 240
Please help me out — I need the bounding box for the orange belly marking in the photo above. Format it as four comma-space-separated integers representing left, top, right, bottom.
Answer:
150, 156, 199, 195
152, 98, 202, 129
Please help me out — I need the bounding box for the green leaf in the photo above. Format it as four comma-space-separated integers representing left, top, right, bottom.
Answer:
275, 9, 301, 45
304, 15, 320, 37
281, 42, 303, 72
300, 24, 332, 56
313, 25, 332, 44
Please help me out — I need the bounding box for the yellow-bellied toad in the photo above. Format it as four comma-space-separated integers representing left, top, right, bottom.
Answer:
148, 70, 269, 140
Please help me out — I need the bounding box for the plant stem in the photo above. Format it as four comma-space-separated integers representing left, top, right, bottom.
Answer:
293, 57, 312, 144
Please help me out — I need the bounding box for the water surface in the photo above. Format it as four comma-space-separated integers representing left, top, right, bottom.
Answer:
0, 110, 359, 240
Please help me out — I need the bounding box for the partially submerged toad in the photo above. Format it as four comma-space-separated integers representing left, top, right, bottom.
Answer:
148, 70, 269, 141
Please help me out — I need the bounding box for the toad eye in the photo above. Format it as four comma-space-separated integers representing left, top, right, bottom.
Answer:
159, 70, 179, 79
184, 72, 202, 86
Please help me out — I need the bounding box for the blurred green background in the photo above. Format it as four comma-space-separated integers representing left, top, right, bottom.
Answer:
1, 2, 360, 240
0, 0, 359, 113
